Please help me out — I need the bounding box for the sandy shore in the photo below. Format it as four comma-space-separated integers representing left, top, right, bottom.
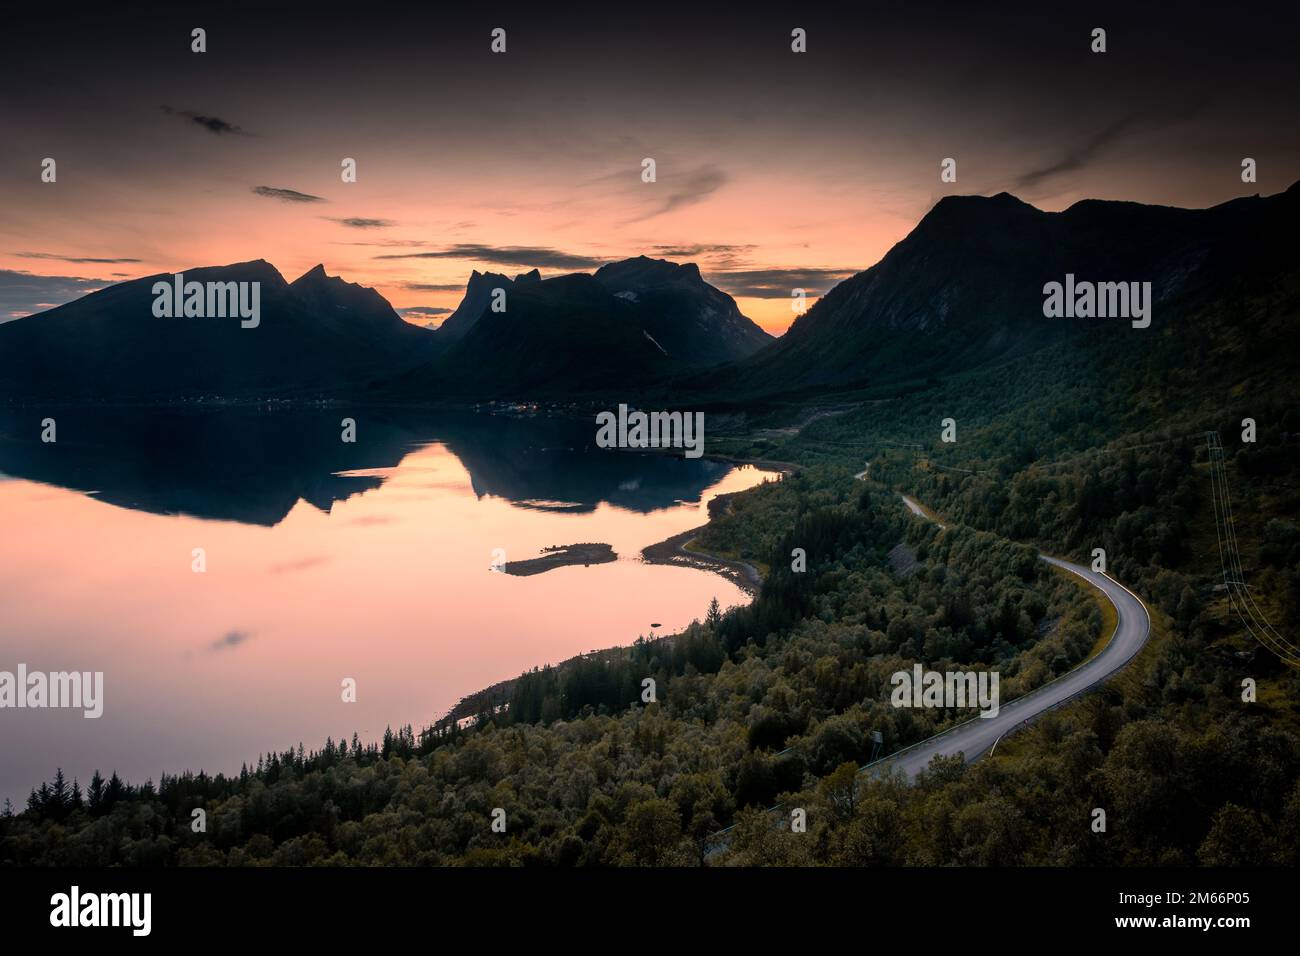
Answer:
640, 490, 763, 595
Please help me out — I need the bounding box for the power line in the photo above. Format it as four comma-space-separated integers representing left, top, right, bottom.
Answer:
1205, 431, 1300, 666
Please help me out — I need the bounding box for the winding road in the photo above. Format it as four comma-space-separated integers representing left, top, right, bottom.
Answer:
869, 487, 1151, 780
704, 477, 1154, 852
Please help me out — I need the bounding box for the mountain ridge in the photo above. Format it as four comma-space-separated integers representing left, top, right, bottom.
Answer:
3, 185, 1294, 404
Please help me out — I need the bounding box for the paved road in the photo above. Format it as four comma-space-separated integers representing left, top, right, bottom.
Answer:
870, 493, 1151, 781
704, 484, 1154, 851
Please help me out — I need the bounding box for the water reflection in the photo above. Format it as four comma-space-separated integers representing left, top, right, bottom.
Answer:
0, 405, 774, 803
0, 406, 733, 523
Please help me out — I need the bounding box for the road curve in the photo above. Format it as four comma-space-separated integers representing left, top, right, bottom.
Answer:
870, 494, 1151, 781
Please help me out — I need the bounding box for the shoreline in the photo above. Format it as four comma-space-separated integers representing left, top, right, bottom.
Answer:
639, 489, 764, 595
444, 480, 774, 725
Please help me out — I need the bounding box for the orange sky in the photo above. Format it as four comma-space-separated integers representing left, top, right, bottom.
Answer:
0, 152, 923, 334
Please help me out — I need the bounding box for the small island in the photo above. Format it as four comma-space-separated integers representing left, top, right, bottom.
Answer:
502, 542, 617, 577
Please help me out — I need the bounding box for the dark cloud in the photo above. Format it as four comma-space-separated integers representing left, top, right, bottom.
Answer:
0, 269, 107, 320
326, 217, 395, 229
400, 306, 453, 316
209, 629, 251, 652
629, 164, 728, 222
1010, 117, 1139, 192
1011, 100, 1212, 194
252, 186, 326, 203
706, 267, 858, 298
161, 106, 247, 136
650, 243, 756, 258
377, 244, 604, 270
401, 281, 465, 292
14, 252, 142, 264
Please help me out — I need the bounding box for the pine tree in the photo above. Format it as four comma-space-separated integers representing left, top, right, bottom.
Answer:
88, 770, 105, 811
51, 768, 69, 815
105, 771, 125, 807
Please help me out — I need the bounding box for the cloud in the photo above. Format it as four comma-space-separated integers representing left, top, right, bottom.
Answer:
376, 244, 605, 270
326, 217, 395, 228
705, 267, 858, 298
649, 243, 756, 258
336, 239, 428, 248
252, 185, 326, 203
267, 556, 331, 575
628, 164, 728, 222
209, 629, 252, 652
401, 281, 465, 292
348, 514, 396, 526
1010, 117, 1139, 192
14, 252, 142, 264
400, 306, 452, 316
0, 269, 108, 320
161, 106, 248, 136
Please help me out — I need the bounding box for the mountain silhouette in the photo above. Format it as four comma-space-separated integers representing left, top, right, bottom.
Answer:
704, 184, 1300, 401
0, 261, 439, 401
433, 257, 767, 367
592, 256, 771, 365
0, 256, 769, 402
381, 257, 770, 399
435, 268, 540, 340
3, 188, 1293, 406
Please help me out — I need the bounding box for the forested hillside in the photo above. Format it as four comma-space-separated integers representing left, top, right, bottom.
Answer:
7, 450, 1297, 864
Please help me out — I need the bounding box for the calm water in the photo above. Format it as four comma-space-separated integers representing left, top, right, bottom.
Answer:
0, 407, 775, 804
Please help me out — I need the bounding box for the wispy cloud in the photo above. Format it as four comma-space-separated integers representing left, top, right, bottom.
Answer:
400, 306, 452, 316
649, 243, 756, 258
401, 281, 465, 292
326, 217, 395, 229
14, 252, 142, 264
334, 239, 429, 248
209, 629, 251, 652
267, 556, 331, 575
377, 244, 604, 270
1010, 101, 1210, 196
628, 164, 728, 222
252, 185, 326, 203
1010, 116, 1142, 192
161, 106, 248, 136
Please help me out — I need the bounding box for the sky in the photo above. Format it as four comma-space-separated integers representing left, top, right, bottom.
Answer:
2, 2, 1298, 333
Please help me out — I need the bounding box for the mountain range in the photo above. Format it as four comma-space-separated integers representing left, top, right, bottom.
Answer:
2, 183, 1295, 404
0, 261, 438, 401
697, 181, 1300, 402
